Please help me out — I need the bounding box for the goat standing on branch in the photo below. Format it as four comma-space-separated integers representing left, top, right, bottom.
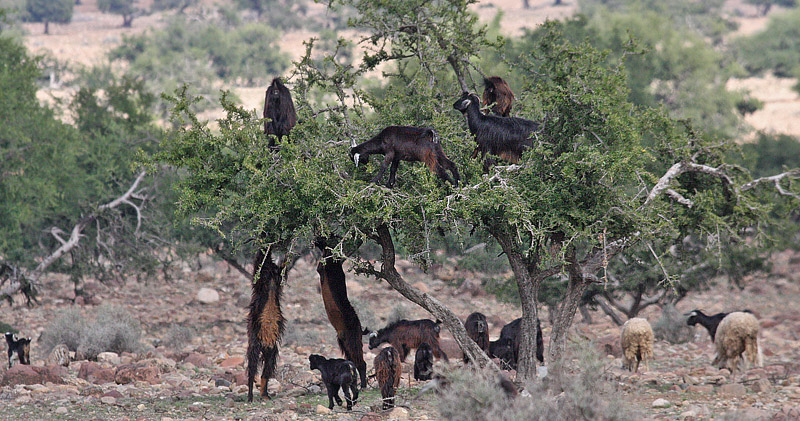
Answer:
350, 126, 460, 188
263, 77, 297, 148
453, 92, 540, 164
315, 239, 368, 388
482, 76, 515, 117
246, 248, 285, 402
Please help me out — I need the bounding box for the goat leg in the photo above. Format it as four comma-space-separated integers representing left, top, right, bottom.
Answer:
371, 154, 394, 185
386, 159, 400, 188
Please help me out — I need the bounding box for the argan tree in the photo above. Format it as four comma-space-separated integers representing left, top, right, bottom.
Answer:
155, 1, 800, 383
26, 0, 73, 34
97, 0, 139, 27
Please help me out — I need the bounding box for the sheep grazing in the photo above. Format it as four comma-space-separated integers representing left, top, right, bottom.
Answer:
309, 354, 360, 411
349, 125, 460, 188
686, 309, 752, 342
367, 319, 448, 362
464, 312, 490, 363
620, 317, 654, 373
713, 311, 763, 374
374, 346, 402, 410
482, 76, 515, 117
413, 342, 434, 381
263, 77, 297, 148
488, 317, 544, 369
47, 343, 70, 367
5, 332, 31, 368
452, 91, 540, 164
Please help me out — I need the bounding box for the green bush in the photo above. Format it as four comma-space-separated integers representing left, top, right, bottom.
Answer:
733, 9, 800, 77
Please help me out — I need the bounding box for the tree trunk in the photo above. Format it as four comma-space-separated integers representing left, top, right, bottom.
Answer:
374, 224, 498, 370
123, 15, 133, 27
548, 246, 591, 362
44, 20, 49, 35
487, 221, 540, 380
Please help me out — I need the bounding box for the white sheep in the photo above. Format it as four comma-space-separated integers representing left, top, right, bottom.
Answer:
712, 311, 763, 374
620, 317, 654, 373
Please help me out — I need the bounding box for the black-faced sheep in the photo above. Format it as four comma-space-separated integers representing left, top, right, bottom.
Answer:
620, 317, 654, 373
712, 311, 763, 374
5, 332, 31, 368
482, 76, 515, 117
686, 309, 752, 342
464, 312, 490, 363
367, 319, 448, 362
374, 345, 402, 410
413, 342, 434, 381
309, 354, 360, 410
452, 92, 540, 164
350, 126, 460, 188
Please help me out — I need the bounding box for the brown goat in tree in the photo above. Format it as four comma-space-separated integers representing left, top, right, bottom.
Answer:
464, 312, 490, 363
482, 76, 515, 117
263, 77, 297, 148
246, 248, 285, 402
350, 126, 459, 188
315, 239, 367, 388
374, 346, 402, 410
367, 319, 448, 362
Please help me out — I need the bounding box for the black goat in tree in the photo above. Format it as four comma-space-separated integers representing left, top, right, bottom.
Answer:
263, 77, 297, 148
453, 92, 540, 164
350, 126, 460, 188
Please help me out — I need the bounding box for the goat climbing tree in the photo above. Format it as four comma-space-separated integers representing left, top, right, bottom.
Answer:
155, 2, 800, 383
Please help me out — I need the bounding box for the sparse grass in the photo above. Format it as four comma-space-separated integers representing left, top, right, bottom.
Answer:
39, 304, 143, 359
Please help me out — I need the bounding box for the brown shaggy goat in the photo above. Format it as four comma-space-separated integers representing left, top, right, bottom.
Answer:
263, 77, 297, 148
464, 312, 490, 363
482, 76, 515, 117
367, 319, 448, 362
374, 346, 402, 410
246, 248, 285, 402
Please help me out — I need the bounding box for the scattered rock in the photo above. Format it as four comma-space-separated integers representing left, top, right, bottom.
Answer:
652, 398, 671, 408
103, 390, 124, 399
1, 364, 66, 386
685, 385, 714, 394
718, 383, 746, 396
184, 352, 211, 368
196, 287, 220, 304
219, 356, 244, 368
100, 396, 117, 405
315, 404, 332, 415
115, 362, 161, 385
751, 378, 771, 393
78, 361, 116, 385
97, 352, 121, 365
55, 407, 68, 414
388, 407, 409, 419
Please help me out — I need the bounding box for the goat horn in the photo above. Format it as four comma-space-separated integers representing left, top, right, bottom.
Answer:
353, 153, 360, 167
350, 137, 357, 148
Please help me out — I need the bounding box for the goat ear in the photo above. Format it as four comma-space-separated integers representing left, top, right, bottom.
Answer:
369, 331, 377, 339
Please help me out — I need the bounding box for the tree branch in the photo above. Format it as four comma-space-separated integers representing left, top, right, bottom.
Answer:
740, 169, 800, 200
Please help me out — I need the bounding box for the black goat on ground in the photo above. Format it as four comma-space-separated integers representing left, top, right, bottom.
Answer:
413, 342, 434, 381
315, 239, 367, 388
309, 354, 360, 410
263, 77, 297, 148
482, 76, 515, 117
464, 312, 490, 363
349, 126, 459, 188
374, 346, 402, 410
5, 332, 31, 369
246, 248, 285, 402
367, 319, 448, 362
686, 309, 753, 342
489, 317, 544, 369
453, 92, 540, 164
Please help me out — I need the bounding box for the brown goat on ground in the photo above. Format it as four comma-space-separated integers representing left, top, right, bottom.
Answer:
246, 248, 285, 402
315, 239, 367, 388
464, 312, 490, 363
367, 319, 448, 362
374, 346, 402, 410
482, 76, 515, 117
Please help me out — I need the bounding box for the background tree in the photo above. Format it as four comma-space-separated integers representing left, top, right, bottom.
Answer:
97, 0, 139, 27
25, 0, 72, 34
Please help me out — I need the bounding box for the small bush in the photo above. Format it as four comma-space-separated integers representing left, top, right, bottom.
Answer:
64, 304, 143, 360
437, 339, 640, 420
652, 304, 693, 344
162, 324, 194, 351
39, 307, 87, 354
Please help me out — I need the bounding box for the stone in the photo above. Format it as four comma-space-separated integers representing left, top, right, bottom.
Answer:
97, 352, 121, 365
115, 362, 161, 385
184, 352, 211, 368
55, 407, 68, 414
685, 385, 713, 394
315, 404, 332, 415
219, 356, 244, 369
388, 407, 409, 419
652, 398, 671, 408
1, 364, 67, 386
100, 396, 117, 405
268, 378, 281, 395
679, 410, 697, 419
751, 378, 771, 393
718, 383, 746, 396
78, 361, 117, 385
103, 390, 124, 399
196, 287, 220, 304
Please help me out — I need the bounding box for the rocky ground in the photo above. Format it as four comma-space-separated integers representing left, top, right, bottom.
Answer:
2, 248, 800, 420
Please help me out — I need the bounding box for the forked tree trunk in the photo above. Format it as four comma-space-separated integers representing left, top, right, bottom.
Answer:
548, 247, 592, 362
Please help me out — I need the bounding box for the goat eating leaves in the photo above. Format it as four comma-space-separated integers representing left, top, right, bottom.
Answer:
350, 126, 459, 188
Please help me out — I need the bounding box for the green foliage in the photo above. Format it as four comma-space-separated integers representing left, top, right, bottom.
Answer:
733, 9, 800, 77
746, 0, 797, 16
97, 0, 139, 27
234, 0, 306, 29
110, 15, 289, 116
25, 0, 72, 33
151, 0, 196, 13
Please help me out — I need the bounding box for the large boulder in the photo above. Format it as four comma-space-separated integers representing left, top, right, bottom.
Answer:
78, 361, 116, 385
114, 362, 161, 384
1, 364, 67, 386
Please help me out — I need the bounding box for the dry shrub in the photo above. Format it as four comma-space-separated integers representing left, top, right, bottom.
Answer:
652, 304, 694, 344
39, 307, 87, 354
77, 304, 143, 359
437, 339, 640, 420
162, 324, 194, 351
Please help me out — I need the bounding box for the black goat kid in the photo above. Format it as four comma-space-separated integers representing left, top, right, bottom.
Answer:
309, 354, 360, 411
350, 126, 459, 188
453, 92, 540, 164
413, 342, 434, 381
5, 332, 31, 369
489, 317, 544, 369
464, 312, 490, 363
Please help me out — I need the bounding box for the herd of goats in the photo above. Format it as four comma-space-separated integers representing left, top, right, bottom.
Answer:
3, 77, 765, 412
